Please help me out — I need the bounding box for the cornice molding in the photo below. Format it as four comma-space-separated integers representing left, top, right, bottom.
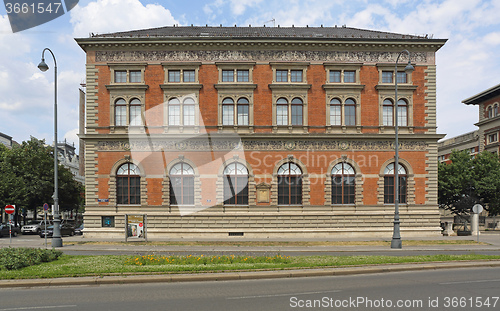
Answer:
268, 84, 312, 90
160, 84, 203, 90
322, 84, 365, 91
105, 84, 149, 90
375, 85, 418, 91
214, 84, 257, 90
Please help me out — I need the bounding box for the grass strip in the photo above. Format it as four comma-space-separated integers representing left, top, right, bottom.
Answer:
0, 254, 499, 280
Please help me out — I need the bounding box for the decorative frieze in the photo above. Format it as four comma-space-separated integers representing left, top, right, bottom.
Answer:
96, 139, 428, 152
96, 50, 428, 64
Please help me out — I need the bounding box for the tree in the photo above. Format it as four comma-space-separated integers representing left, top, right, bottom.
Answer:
438, 150, 500, 217
0, 138, 84, 221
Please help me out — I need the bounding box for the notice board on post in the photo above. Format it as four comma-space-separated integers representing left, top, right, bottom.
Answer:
125, 214, 147, 242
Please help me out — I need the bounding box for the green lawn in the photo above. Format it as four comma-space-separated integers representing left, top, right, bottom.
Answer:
0, 253, 499, 280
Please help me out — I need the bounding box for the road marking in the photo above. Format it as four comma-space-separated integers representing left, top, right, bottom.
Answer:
440, 279, 500, 285
227, 290, 341, 300
0, 305, 77, 311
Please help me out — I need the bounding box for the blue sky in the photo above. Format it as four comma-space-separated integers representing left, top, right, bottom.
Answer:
1, 0, 500, 149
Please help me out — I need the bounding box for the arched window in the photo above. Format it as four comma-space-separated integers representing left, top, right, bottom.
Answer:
383, 99, 394, 126
129, 98, 142, 126
330, 98, 341, 126
384, 163, 407, 204
168, 98, 181, 125
115, 98, 127, 126
237, 98, 249, 125
223, 163, 249, 205
183, 98, 195, 126
397, 99, 408, 126
116, 163, 141, 205
276, 98, 288, 126
331, 162, 355, 204
169, 97, 196, 126
222, 98, 234, 125
291, 98, 303, 125
277, 163, 302, 205
344, 98, 356, 126
169, 163, 195, 205
495, 104, 499, 117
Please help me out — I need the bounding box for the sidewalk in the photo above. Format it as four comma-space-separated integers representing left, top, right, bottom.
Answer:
1, 231, 499, 254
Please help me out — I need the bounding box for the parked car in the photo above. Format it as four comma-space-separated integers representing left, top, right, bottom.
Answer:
21, 220, 50, 235
0, 224, 21, 237
74, 224, 84, 235
39, 223, 75, 238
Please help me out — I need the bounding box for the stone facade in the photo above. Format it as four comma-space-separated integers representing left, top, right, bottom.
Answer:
76, 26, 446, 238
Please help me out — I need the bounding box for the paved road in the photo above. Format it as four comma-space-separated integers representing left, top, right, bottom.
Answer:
0, 267, 498, 310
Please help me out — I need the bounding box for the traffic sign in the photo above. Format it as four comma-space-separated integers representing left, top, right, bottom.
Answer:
4, 205, 15, 215
43, 203, 49, 211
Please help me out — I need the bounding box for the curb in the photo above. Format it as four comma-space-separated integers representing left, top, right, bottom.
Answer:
1, 260, 499, 288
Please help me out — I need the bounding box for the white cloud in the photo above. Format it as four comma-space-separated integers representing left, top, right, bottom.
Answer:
70, 0, 178, 37
229, 0, 265, 16
63, 128, 80, 147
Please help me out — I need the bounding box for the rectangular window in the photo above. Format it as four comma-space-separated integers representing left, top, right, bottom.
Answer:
276, 70, 288, 82
397, 106, 408, 126
345, 105, 356, 126
115, 71, 127, 83
237, 105, 249, 125
290, 70, 303, 82
489, 133, 498, 143
182, 176, 195, 205
344, 176, 355, 204
224, 176, 249, 205
115, 105, 127, 126
384, 176, 407, 204
278, 176, 302, 205
237, 70, 249, 82
330, 105, 341, 125
344, 71, 356, 83
129, 70, 141, 83
183, 105, 195, 126
382, 71, 393, 83
222, 70, 234, 82
330, 70, 341, 83
168, 105, 180, 126
222, 105, 234, 125
396, 72, 407, 83
183, 70, 195, 82
291, 105, 303, 125
383, 106, 393, 126
168, 70, 181, 82
129, 106, 142, 126
276, 105, 288, 125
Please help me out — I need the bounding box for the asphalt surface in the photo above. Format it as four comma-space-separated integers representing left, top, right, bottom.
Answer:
1, 267, 499, 311
0, 231, 499, 287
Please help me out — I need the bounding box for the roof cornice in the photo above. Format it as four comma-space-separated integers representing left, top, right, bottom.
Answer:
462, 83, 500, 105
75, 37, 446, 53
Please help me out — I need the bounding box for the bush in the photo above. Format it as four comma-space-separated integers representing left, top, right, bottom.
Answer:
0, 248, 62, 270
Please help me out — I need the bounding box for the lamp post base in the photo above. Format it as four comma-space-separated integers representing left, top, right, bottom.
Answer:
391, 238, 402, 249
52, 237, 63, 248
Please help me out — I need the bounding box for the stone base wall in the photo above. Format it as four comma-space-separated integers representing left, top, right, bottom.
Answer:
83, 204, 441, 239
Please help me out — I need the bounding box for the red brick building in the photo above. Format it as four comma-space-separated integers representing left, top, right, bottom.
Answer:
76, 26, 446, 238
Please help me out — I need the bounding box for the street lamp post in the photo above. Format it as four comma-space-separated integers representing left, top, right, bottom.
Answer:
38, 48, 62, 248
391, 50, 414, 249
